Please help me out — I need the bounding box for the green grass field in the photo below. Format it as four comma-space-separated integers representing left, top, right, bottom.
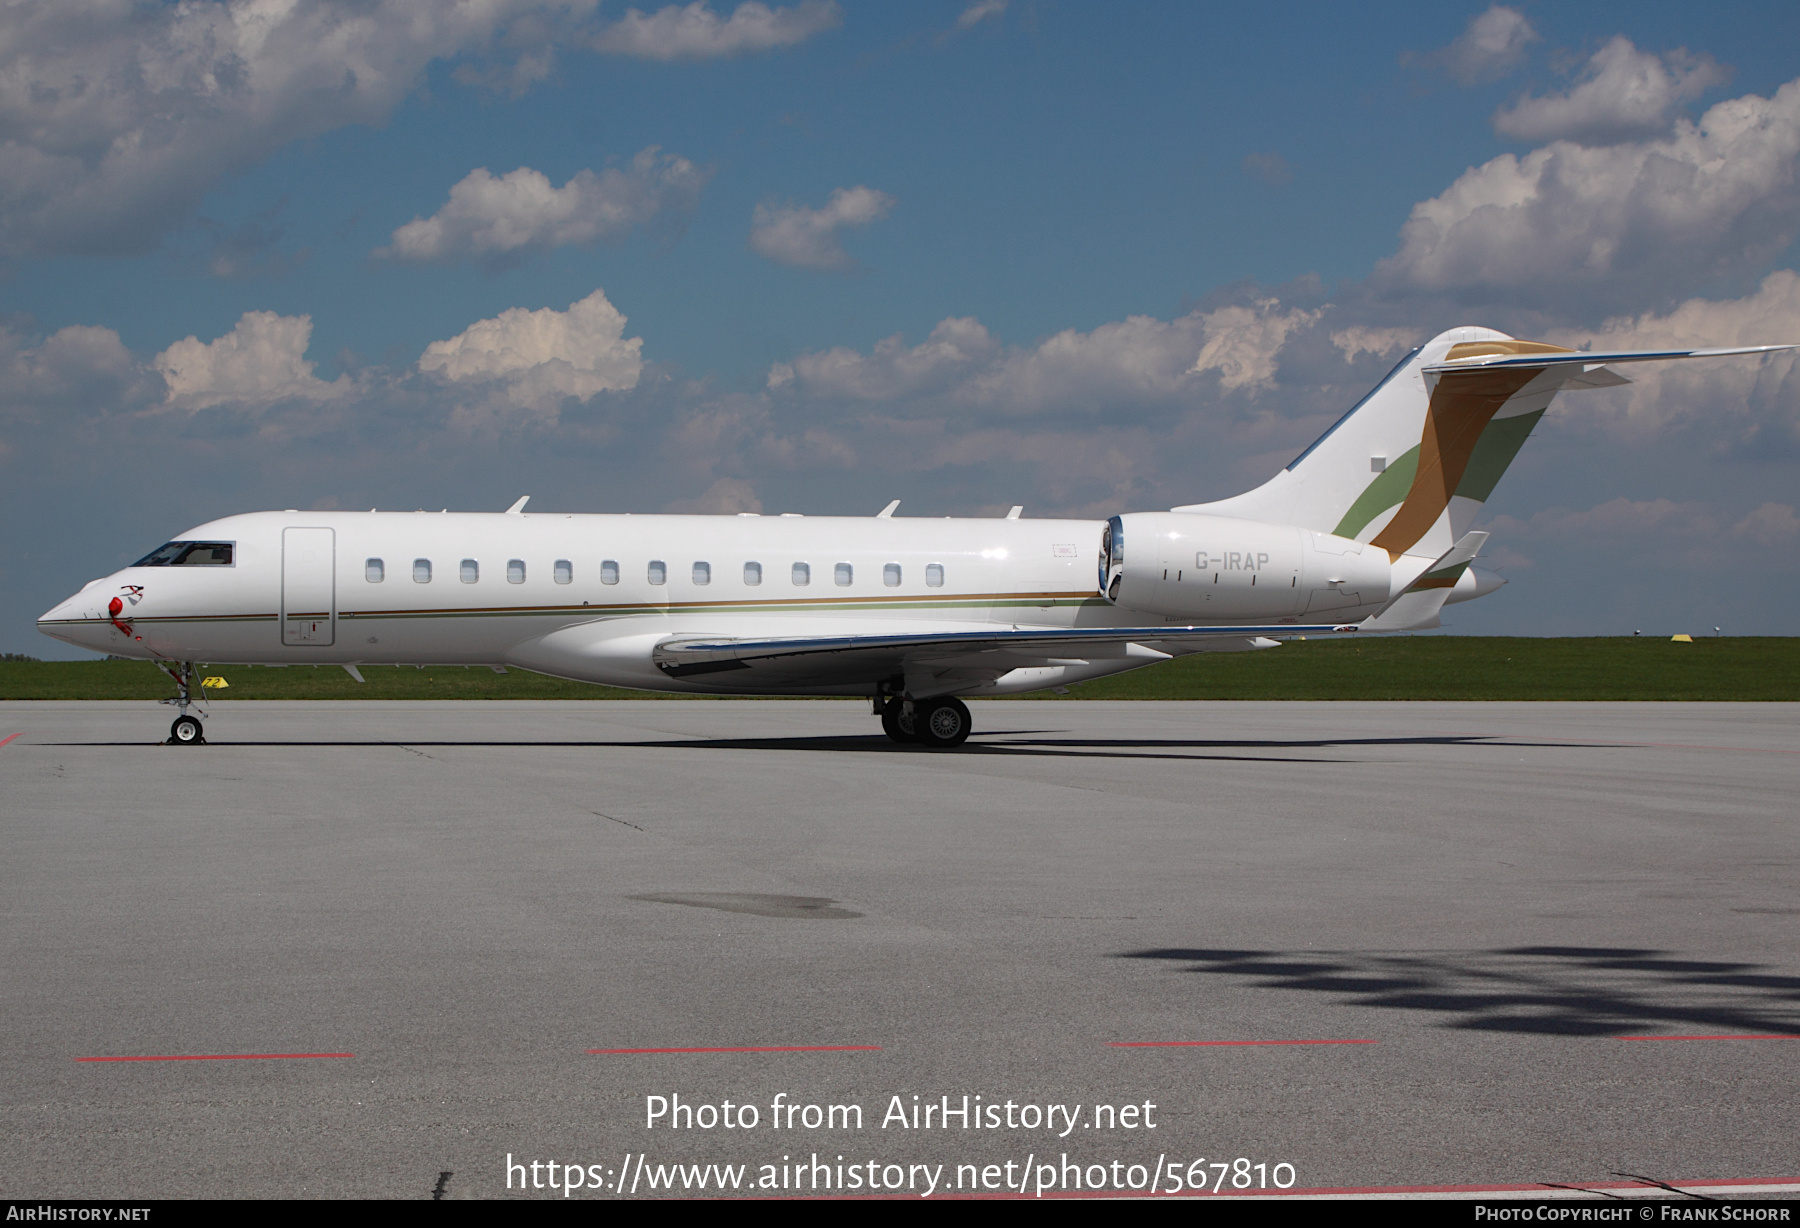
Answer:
2, 637, 1794, 701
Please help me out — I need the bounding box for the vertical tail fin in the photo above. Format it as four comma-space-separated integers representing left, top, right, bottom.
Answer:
1179, 327, 1789, 561
1177, 327, 1577, 559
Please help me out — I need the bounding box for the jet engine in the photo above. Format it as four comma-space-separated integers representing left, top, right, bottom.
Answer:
1098, 512, 1391, 620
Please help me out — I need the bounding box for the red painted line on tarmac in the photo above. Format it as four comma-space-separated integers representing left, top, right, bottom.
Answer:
0, 733, 23, 748
1617, 1034, 1799, 1041
1108, 1039, 1377, 1048
76, 1053, 354, 1062
587, 1045, 881, 1055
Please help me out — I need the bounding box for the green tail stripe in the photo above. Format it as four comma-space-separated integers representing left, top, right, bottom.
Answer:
1330, 408, 1546, 543
1454, 408, 1545, 504
1332, 445, 1419, 539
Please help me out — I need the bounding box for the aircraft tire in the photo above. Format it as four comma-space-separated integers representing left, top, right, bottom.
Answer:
880, 701, 917, 744
169, 715, 204, 745
915, 697, 971, 750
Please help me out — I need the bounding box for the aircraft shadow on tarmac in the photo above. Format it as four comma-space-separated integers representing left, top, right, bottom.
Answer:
64, 732, 1595, 765
1120, 947, 1800, 1037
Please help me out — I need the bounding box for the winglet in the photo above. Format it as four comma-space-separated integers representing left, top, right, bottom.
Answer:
1361, 531, 1488, 632
505, 496, 530, 515
1005, 506, 1023, 519
343, 664, 366, 683
876, 500, 900, 518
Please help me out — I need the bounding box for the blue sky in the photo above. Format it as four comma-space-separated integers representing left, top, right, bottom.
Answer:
4, 0, 1799, 654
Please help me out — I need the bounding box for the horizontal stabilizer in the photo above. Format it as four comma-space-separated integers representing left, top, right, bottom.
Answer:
1361, 531, 1488, 632
1423, 344, 1793, 374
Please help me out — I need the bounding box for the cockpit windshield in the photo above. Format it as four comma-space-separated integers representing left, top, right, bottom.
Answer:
132, 541, 235, 567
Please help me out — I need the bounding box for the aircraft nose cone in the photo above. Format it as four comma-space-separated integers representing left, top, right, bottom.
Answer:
38, 580, 116, 650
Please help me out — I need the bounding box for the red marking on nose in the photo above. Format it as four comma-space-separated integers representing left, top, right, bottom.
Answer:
0, 733, 22, 748
108, 596, 123, 616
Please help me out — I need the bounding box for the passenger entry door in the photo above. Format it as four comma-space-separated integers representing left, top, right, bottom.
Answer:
281, 527, 335, 646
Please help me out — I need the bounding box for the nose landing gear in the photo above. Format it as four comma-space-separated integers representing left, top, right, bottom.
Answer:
156, 661, 207, 745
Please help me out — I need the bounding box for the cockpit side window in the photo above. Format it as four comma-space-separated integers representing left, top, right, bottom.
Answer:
133, 541, 235, 567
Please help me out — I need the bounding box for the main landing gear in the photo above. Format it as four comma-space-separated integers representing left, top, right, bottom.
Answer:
156, 660, 206, 745
878, 696, 972, 750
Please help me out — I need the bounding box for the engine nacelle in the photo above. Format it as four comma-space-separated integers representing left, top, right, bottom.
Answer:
1099, 512, 1390, 620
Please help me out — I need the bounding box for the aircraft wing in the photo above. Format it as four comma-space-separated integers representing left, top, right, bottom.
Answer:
652, 621, 1360, 680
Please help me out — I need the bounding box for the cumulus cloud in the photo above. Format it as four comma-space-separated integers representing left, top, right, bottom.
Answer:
769, 316, 997, 398
1421, 5, 1538, 86
1544, 270, 1800, 445
417, 288, 643, 412
1733, 501, 1800, 545
1330, 326, 1418, 363
378, 149, 711, 268
154, 312, 349, 410
749, 185, 895, 271
1190, 300, 1322, 392
1376, 78, 1800, 310
591, 1, 840, 60
1493, 36, 1730, 145
0, 0, 594, 258
769, 298, 1325, 415
0, 322, 149, 416
663, 476, 764, 513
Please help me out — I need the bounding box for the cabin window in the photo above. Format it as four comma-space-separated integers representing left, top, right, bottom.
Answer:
926, 563, 944, 587
554, 559, 573, 584
648, 560, 666, 585
460, 559, 479, 584
883, 562, 901, 587
791, 561, 810, 586
413, 558, 432, 583
834, 562, 853, 587
743, 561, 762, 586
132, 541, 234, 567
600, 560, 619, 585
365, 558, 384, 583
692, 561, 711, 585
507, 559, 526, 584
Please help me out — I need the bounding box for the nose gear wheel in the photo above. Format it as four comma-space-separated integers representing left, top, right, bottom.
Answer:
156, 661, 209, 745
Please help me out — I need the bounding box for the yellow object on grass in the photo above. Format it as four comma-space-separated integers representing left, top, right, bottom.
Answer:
201, 676, 229, 688
1670, 634, 1693, 643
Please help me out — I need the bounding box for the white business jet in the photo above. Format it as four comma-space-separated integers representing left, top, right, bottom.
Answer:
39, 327, 1790, 748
